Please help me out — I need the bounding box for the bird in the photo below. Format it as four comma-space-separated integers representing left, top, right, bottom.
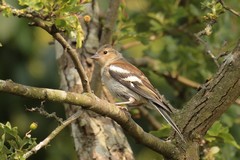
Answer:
91, 44, 185, 142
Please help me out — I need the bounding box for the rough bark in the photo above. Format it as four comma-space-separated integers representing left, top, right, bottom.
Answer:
56, 1, 134, 160
175, 42, 240, 159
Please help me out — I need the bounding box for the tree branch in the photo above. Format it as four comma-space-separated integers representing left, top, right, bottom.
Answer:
100, 0, 120, 45
27, 104, 63, 123
23, 110, 82, 158
0, 2, 91, 93
180, 41, 240, 137
132, 57, 201, 89
194, 24, 220, 67
52, 33, 91, 93
0, 79, 180, 159
219, 0, 240, 17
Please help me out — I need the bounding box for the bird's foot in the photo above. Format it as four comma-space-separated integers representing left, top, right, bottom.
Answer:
116, 105, 128, 111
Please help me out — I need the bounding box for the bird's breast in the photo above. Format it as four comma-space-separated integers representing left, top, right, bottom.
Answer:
101, 67, 142, 103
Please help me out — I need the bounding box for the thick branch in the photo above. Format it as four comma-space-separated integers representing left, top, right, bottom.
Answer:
180, 41, 240, 138
100, 0, 120, 45
0, 79, 180, 159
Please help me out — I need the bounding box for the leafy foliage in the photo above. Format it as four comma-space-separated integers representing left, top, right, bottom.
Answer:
1, 0, 86, 48
206, 121, 240, 149
0, 122, 37, 160
203, 120, 240, 159
149, 125, 170, 138
201, 0, 224, 22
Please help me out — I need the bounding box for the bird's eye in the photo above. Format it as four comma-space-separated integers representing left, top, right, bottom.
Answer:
103, 50, 108, 54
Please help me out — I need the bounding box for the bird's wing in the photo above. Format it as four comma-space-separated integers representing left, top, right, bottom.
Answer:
109, 60, 185, 141
108, 60, 172, 113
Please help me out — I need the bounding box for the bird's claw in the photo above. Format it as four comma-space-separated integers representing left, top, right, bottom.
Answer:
116, 105, 128, 111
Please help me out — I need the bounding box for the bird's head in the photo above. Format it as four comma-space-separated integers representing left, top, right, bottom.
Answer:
91, 44, 122, 66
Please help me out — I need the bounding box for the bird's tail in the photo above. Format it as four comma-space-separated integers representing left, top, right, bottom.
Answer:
150, 101, 186, 142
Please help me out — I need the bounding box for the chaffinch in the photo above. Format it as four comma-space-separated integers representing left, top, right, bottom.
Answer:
91, 44, 184, 141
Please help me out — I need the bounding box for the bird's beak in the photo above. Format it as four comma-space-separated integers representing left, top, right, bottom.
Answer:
91, 53, 100, 60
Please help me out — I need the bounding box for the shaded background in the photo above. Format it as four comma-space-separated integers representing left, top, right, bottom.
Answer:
0, 0, 240, 159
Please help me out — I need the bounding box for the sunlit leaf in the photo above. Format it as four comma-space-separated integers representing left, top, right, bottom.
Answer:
0, 122, 37, 159
149, 125, 171, 138
0, 134, 5, 150
205, 121, 240, 149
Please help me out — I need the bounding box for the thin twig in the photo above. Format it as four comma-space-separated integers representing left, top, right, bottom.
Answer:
27, 101, 63, 123
133, 57, 201, 89
218, 0, 240, 17
52, 32, 91, 92
194, 24, 220, 67
23, 110, 82, 158
162, 72, 201, 89
121, 41, 142, 50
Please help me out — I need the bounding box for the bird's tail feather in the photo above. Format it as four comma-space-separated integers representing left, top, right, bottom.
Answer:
150, 101, 185, 142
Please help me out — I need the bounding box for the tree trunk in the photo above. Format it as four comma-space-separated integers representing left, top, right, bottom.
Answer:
55, 1, 134, 160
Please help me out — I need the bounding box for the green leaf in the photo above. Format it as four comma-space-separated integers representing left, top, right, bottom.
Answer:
4, 122, 18, 138
219, 132, 240, 149
0, 134, 5, 151
18, 0, 44, 10
206, 121, 223, 136
0, 122, 37, 158
55, 18, 67, 28
1, 7, 12, 17
76, 25, 84, 48
5, 122, 12, 129
149, 125, 171, 138
205, 121, 240, 149
55, 15, 84, 48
